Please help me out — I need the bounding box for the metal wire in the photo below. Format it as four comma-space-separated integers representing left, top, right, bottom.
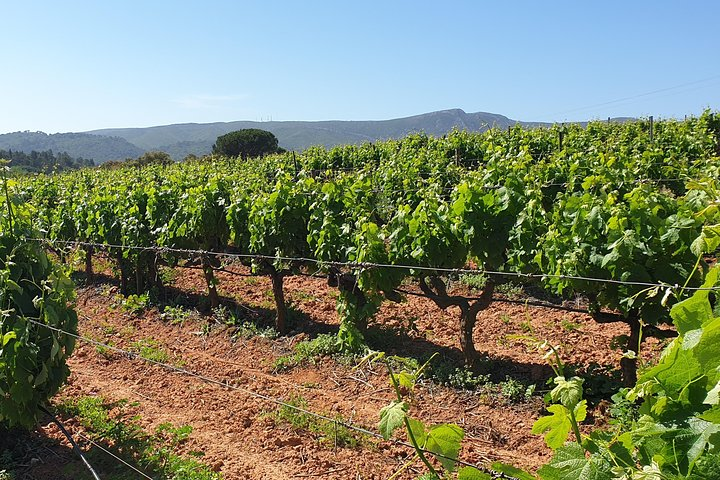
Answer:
28, 317, 495, 474
75, 432, 155, 480
32, 238, 720, 292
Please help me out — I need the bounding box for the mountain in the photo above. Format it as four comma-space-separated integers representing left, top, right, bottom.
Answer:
87, 109, 552, 161
1, 109, 624, 163
0, 131, 144, 164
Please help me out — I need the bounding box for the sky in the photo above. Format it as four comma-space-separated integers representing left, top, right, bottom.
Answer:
2, 1, 719, 133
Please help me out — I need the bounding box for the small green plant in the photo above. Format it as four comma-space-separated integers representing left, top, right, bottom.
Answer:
499, 376, 535, 403
519, 319, 533, 333
114, 293, 150, 314
495, 282, 524, 298
60, 396, 221, 479
94, 339, 116, 359
290, 290, 318, 302
458, 273, 486, 291
500, 313, 512, 325
270, 395, 362, 448
432, 363, 489, 391
159, 266, 178, 285
531, 342, 586, 450
130, 339, 171, 364
273, 333, 347, 371
560, 317, 581, 332
233, 321, 278, 340
161, 305, 194, 325
378, 357, 507, 479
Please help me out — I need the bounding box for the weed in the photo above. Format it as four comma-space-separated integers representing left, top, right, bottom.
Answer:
113, 293, 150, 314
243, 276, 260, 286
161, 305, 195, 325
432, 363, 489, 391
60, 396, 220, 479
291, 290, 318, 302
273, 334, 347, 371
99, 322, 116, 336
159, 266, 178, 285
500, 313, 512, 325
458, 273, 486, 290
560, 317, 582, 332
270, 395, 362, 448
130, 339, 171, 364
233, 321, 278, 340
94, 339, 116, 359
496, 282, 524, 298
499, 376, 535, 403
520, 319, 533, 333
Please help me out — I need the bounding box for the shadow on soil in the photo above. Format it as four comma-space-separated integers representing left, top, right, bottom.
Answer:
0, 420, 139, 480
362, 322, 623, 402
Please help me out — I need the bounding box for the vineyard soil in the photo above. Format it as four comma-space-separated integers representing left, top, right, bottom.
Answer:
15, 261, 667, 479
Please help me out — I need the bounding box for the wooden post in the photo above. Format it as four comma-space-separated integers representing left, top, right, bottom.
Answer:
292, 151, 298, 177
558, 130, 564, 150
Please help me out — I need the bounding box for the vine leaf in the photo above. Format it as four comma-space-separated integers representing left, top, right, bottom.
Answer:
425, 423, 464, 471
550, 376, 584, 410
532, 401, 586, 450
457, 466, 492, 479
378, 400, 408, 440
537, 443, 613, 480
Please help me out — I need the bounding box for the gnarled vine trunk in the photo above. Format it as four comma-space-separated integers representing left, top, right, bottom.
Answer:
419, 275, 494, 366
267, 264, 288, 335
201, 254, 220, 310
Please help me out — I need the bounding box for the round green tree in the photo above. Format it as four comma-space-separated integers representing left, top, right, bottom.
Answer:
212, 129, 280, 159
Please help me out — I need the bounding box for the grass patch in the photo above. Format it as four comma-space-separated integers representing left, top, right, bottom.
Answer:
458, 273, 486, 290
59, 396, 221, 479
160, 305, 197, 326
269, 395, 364, 448
130, 338, 172, 364
111, 293, 150, 314
273, 334, 352, 371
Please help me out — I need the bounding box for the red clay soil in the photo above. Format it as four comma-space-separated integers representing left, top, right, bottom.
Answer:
14, 261, 668, 479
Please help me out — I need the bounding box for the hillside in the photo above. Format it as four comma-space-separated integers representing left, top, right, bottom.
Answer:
1, 109, 630, 163
0, 131, 143, 163
88, 109, 549, 159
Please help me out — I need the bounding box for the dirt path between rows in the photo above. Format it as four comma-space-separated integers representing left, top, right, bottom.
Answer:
15, 263, 667, 479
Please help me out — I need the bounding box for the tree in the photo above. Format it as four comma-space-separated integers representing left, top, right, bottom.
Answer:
134, 150, 173, 166
212, 129, 279, 159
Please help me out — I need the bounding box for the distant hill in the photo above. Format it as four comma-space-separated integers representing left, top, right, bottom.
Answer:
88, 109, 552, 160
0, 131, 143, 163
0, 110, 631, 163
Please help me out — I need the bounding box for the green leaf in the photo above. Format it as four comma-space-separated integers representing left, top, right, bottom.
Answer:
2, 331, 16, 346
378, 400, 407, 440
457, 466, 492, 480
671, 266, 719, 335
391, 371, 415, 393
537, 443, 613, 480
407, 417, 426, 447
425, 423, 464, 472
699, 405, 720, 423
550, 376, 584, 410
532, 404, 573, 450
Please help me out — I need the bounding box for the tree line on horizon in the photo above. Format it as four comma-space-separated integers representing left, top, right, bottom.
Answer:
1, 148, 94, 173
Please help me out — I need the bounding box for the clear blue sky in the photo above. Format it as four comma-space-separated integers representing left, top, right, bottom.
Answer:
3, 1, 719, 133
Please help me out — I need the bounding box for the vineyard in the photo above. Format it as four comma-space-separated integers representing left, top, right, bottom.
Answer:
2, 112, 720, 479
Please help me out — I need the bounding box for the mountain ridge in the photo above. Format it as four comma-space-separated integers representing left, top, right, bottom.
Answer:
0, 109, 628, 163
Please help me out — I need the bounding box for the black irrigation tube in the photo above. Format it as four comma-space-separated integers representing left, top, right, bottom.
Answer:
38, 405, 102, 480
